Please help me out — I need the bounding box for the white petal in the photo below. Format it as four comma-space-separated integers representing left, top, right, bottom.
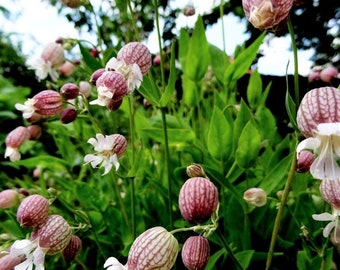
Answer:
104, 257, 126, 270
317, 123, 340, 136
5, 147, 21, 162
111, 154, 120, 171
323, 221, 336, 238
87, 137, 98, 146
10, 240, 35, 257
310, 152, 340, 181
296, 138, 319, 155
102, 160, 113, 175
312, 213, 334, 221
14, 259, 33, 270
32, 246, 46, 270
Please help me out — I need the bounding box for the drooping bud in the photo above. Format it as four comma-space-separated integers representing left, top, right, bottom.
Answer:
41, 42, 65, 68
30, 214, 72, 255
60, 83, 80, 100
117, 42, 152, 75
0, 254, 25, 269
62, 235, 82, 263
320, 179, 340, 209
242, 0, 294, 30
90, 68, 106, 85
106, 98, 123, 112
127, 226, 178, 270
17, 194, 49, 228
79, 81, 92, 98
320, 66, 338, 83
181, 236, 210, 270
111, 134, 127, 157
33, 90, 64, 117
179, 177, 219, 224
186, 164, 206, 178
296, 87, 340, 138
60, 108, 78, 124
296, 150, 314, 173
5, 126, 30, 162
58, 61, 76, 76
0, 189, 19, 208
243, 187, 267, 207
27, 125, 43, 140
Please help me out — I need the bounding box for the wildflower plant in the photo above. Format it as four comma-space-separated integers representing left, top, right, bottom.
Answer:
1, 0, 340, 269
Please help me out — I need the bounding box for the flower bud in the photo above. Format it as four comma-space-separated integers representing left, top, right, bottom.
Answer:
58, 61, 76, 76
30, 214, 72, 255
106, 98, 123, 112
0, 189, 19, 208
308, 68, 321, 82
27, 124, 42, 140
41, 42, 65, 68
5, 126, 30, 162
79, 81, 92, 98
296, 87, 340, 138
17, 194, 49, 228
242, 0, 294, 30
117, 42, 152, 75
111, 134, 127, 157
90, 68, 106, 85
153, 54, 161, 66
183, 5, 196, 16
60, 108, 78, 124
60, 83, 80, 99
61, 0, 81, 8
186, 164, 206, 178
320, 179, 340, 209
296, 150, 314, 173
179, 177, 219, 224
320, 66, 338, 83
181, 236, 210, 270
62, 235, 82, 263
127, 226, 178, 270
33, 90, 64, 117
0, 254, 25, 269
243, 187, 267, 207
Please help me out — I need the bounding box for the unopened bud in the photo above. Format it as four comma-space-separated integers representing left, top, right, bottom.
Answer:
243, 187, 267, 207
62, 235, 82, 263
0, 189, 19, 208
296, 150, 314, 173
181, 236, 210, 270
60, 108, 78, 124
79, 81, 92, 98
5, 126, 30, 162
106, 98, 123, 112
27, 125, 42, 140
59, 61, 76, 76
90, 68, 105, 85
183, 5, 195, 16
320, 66, 338, 83
186, 163, 205, 178
33, 90, 64, 117
60, 83, 80, 100
0, 254, 25, 269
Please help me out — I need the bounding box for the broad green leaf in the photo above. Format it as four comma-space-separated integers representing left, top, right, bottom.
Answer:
8, 155, 69, 169
207, 107, 233, 161
181, 74, 199, 107
235, 121, 261, 168
185, 15, 210, 81
235, 250, 255, 269
224, 31, 266, 84
138, 74, 161, 106
178, 28, 190, 70
256, 107, 277, 141
247, 69, 262, 109
78, 42, 103, 71
233, 100, 252, 149
209, 44, 230, 83
205, 249, 226, 270
159, 42, 176, 107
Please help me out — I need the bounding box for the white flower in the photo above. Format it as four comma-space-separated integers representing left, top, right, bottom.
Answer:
89, 86, 114, 107
15, 99, 36, 119
312, 208, 340, 238
105, 57, 142, 93
10, 239, 47, 270
296, 122, 340, 181
104, 257, 127, 270
5, 147, 21, 162
84, 134, 120, 175
27, 58, 59, 82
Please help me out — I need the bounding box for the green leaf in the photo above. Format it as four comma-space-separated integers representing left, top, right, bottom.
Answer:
207, 107, 233, 161
224, 31, 266, 84
138, 128, 195, 145
209, 44, 230, 83
205, 249, 226, 270
78, 42, 103, 71
159, 42, 176, 107
185, 15, 210, 81
8, 155, 69, 169
235, 121, 261, 168
178, 28, 190, 71
285, 86, 299, 132
138, 74, 161, 106
233, 100, 252, 149
247, 69, 262, 109
181, 74, 199, 107
235, 250, 255, 269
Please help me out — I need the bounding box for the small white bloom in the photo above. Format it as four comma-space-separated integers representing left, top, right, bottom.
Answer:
4, 147, 21, 162
105, 57, 142, 93
297, 122, 340, 180
84, 134, 120, 175
89, 86, 114, 107
15, 99, 36, 119
104, 257, 127, 270
312, 208, 340, 238
27, 58, 59, 82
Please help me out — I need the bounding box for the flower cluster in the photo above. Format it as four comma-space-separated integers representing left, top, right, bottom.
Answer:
7, 194, 82, 269
308, 65, 339, 83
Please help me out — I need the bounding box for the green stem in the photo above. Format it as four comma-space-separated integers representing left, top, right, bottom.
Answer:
127, 0, 141, 41
265, 150, 297, 270
219, 0, 226, 52
287, 16, 300, 107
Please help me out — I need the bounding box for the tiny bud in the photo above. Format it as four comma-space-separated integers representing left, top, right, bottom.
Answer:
90, 48, 100, 58
183, 5, 196, 16
181, 236, 210, 270
127, 227, 178, 269
62, 235, 82, 263
179, 177, 219, 224
59, 61, 76, 76
27, 125, 42, 140
243, 187, 267, 207
319, 66, 338, 83
17, 194, 49, 228
186, 163, 205, 178
0, 189, 19, 209
308, 68, 321, 82
296, 150, 314, 173
19, 188, 30, 196
79, 81, 92, 98
30, 214, 72, 255
276, 190, 283, 201
153, 54, 161, 66
60, 83, 80, 100
60, 108, 78, 124
90, 68, 105, 85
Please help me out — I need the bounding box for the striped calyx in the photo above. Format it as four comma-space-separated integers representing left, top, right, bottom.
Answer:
127, 226, 178, 270
117, 42, 152, 75
30, 214, 72, 255
320, 179, 340, 210
96, 71, 128, 101
297, 87, 340, 138
16, 194, 49, 228
179, 177, 219, 224
33, 90, 64, 117
181, 236, 210, 270
62, 235, 82, 263
5, 126, 30, 148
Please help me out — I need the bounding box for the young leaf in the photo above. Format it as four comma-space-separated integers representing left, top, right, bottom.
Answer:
247, 69, 262, 109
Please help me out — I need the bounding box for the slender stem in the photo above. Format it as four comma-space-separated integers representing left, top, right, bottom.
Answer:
265, 150, 297, 270
127, 0, 141, 41
287, 16, 300, 107
219, 0, 226, 52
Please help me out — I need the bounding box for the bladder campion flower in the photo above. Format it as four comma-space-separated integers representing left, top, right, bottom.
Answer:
4, 126, 30, 162
243, 187, 267, 207
181, 236, 210, 270
84, 134, 127, 175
